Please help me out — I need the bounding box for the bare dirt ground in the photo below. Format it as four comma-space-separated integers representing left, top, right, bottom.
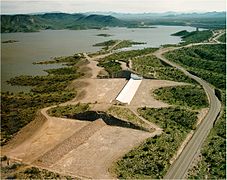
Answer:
71, 78, 127, 104
51, 126, 154, 179
130, 79, 188, 108
83, 53, 104, 78
196, 108, 209, 126
2, 113, 89, 164
118, 60, 128, 70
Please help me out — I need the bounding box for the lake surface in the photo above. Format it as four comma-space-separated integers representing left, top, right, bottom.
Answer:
1, 26, 196, 92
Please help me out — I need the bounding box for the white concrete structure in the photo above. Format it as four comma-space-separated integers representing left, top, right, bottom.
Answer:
116, 78, 142, 104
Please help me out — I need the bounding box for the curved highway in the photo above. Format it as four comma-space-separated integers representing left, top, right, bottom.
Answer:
153, 38, 222, 179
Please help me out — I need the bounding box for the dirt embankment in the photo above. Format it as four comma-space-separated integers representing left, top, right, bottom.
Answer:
2, 111, 47, 155
34, 119, 106, 167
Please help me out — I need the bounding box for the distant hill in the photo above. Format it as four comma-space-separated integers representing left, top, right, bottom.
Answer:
95, 11, 226, 29
1, 13, 126, 33
1, 14, 48, 32
66, 14, 125, 30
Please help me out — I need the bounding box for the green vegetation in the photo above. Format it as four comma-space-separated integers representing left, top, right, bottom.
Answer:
93, 40, 145, 51
112, 40, 145, 50
139, 107, 198, 132
171, 30, 213, 44
181, 30, 213, 44
154, 85, 209, 110
1, 56, 84, 145
114, 107, 198, 179
187, 110, 226, 179
33, 54, 83, 65
101, 47, 157, 62
98, 60, 122, 77
97, 48, 157, 77
165, 44, 226, 89
131, 55, 196, 84
107, 106, 151, 132
218, 32, 226, 43
93, 40, 119, 47
48, 103, 90, 118
190, 70, 225, 89
7, 68, 82, 94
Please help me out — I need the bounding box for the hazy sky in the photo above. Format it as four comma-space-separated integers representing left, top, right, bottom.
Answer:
1, 0, 226, 14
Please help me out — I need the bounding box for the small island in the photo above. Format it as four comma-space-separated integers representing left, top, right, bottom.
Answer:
2, 40, 19, 44
93, 40, 146, 51
96, 33, 112, 37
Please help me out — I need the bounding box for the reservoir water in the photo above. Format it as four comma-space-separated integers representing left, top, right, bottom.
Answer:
1, 26, 196, 92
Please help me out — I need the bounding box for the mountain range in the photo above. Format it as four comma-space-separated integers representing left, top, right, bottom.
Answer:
1, 12, 226, 33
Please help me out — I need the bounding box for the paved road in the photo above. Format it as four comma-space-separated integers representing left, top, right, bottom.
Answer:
153, 41, 222, 179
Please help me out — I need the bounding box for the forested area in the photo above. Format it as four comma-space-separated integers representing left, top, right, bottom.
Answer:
165, 44, 226, 89
154, 85, 209, 110
131, 55, 196, 83
172, 30, 213, 44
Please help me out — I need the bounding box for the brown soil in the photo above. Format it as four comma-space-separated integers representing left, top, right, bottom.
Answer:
34, 119, 106, 167
2, 113, 89, 164
2, 111, 47, 155
71, 78, 127, 104
51, 126, 155, 179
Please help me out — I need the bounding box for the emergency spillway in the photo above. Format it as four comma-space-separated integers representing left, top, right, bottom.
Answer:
116, 78, 142, 104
